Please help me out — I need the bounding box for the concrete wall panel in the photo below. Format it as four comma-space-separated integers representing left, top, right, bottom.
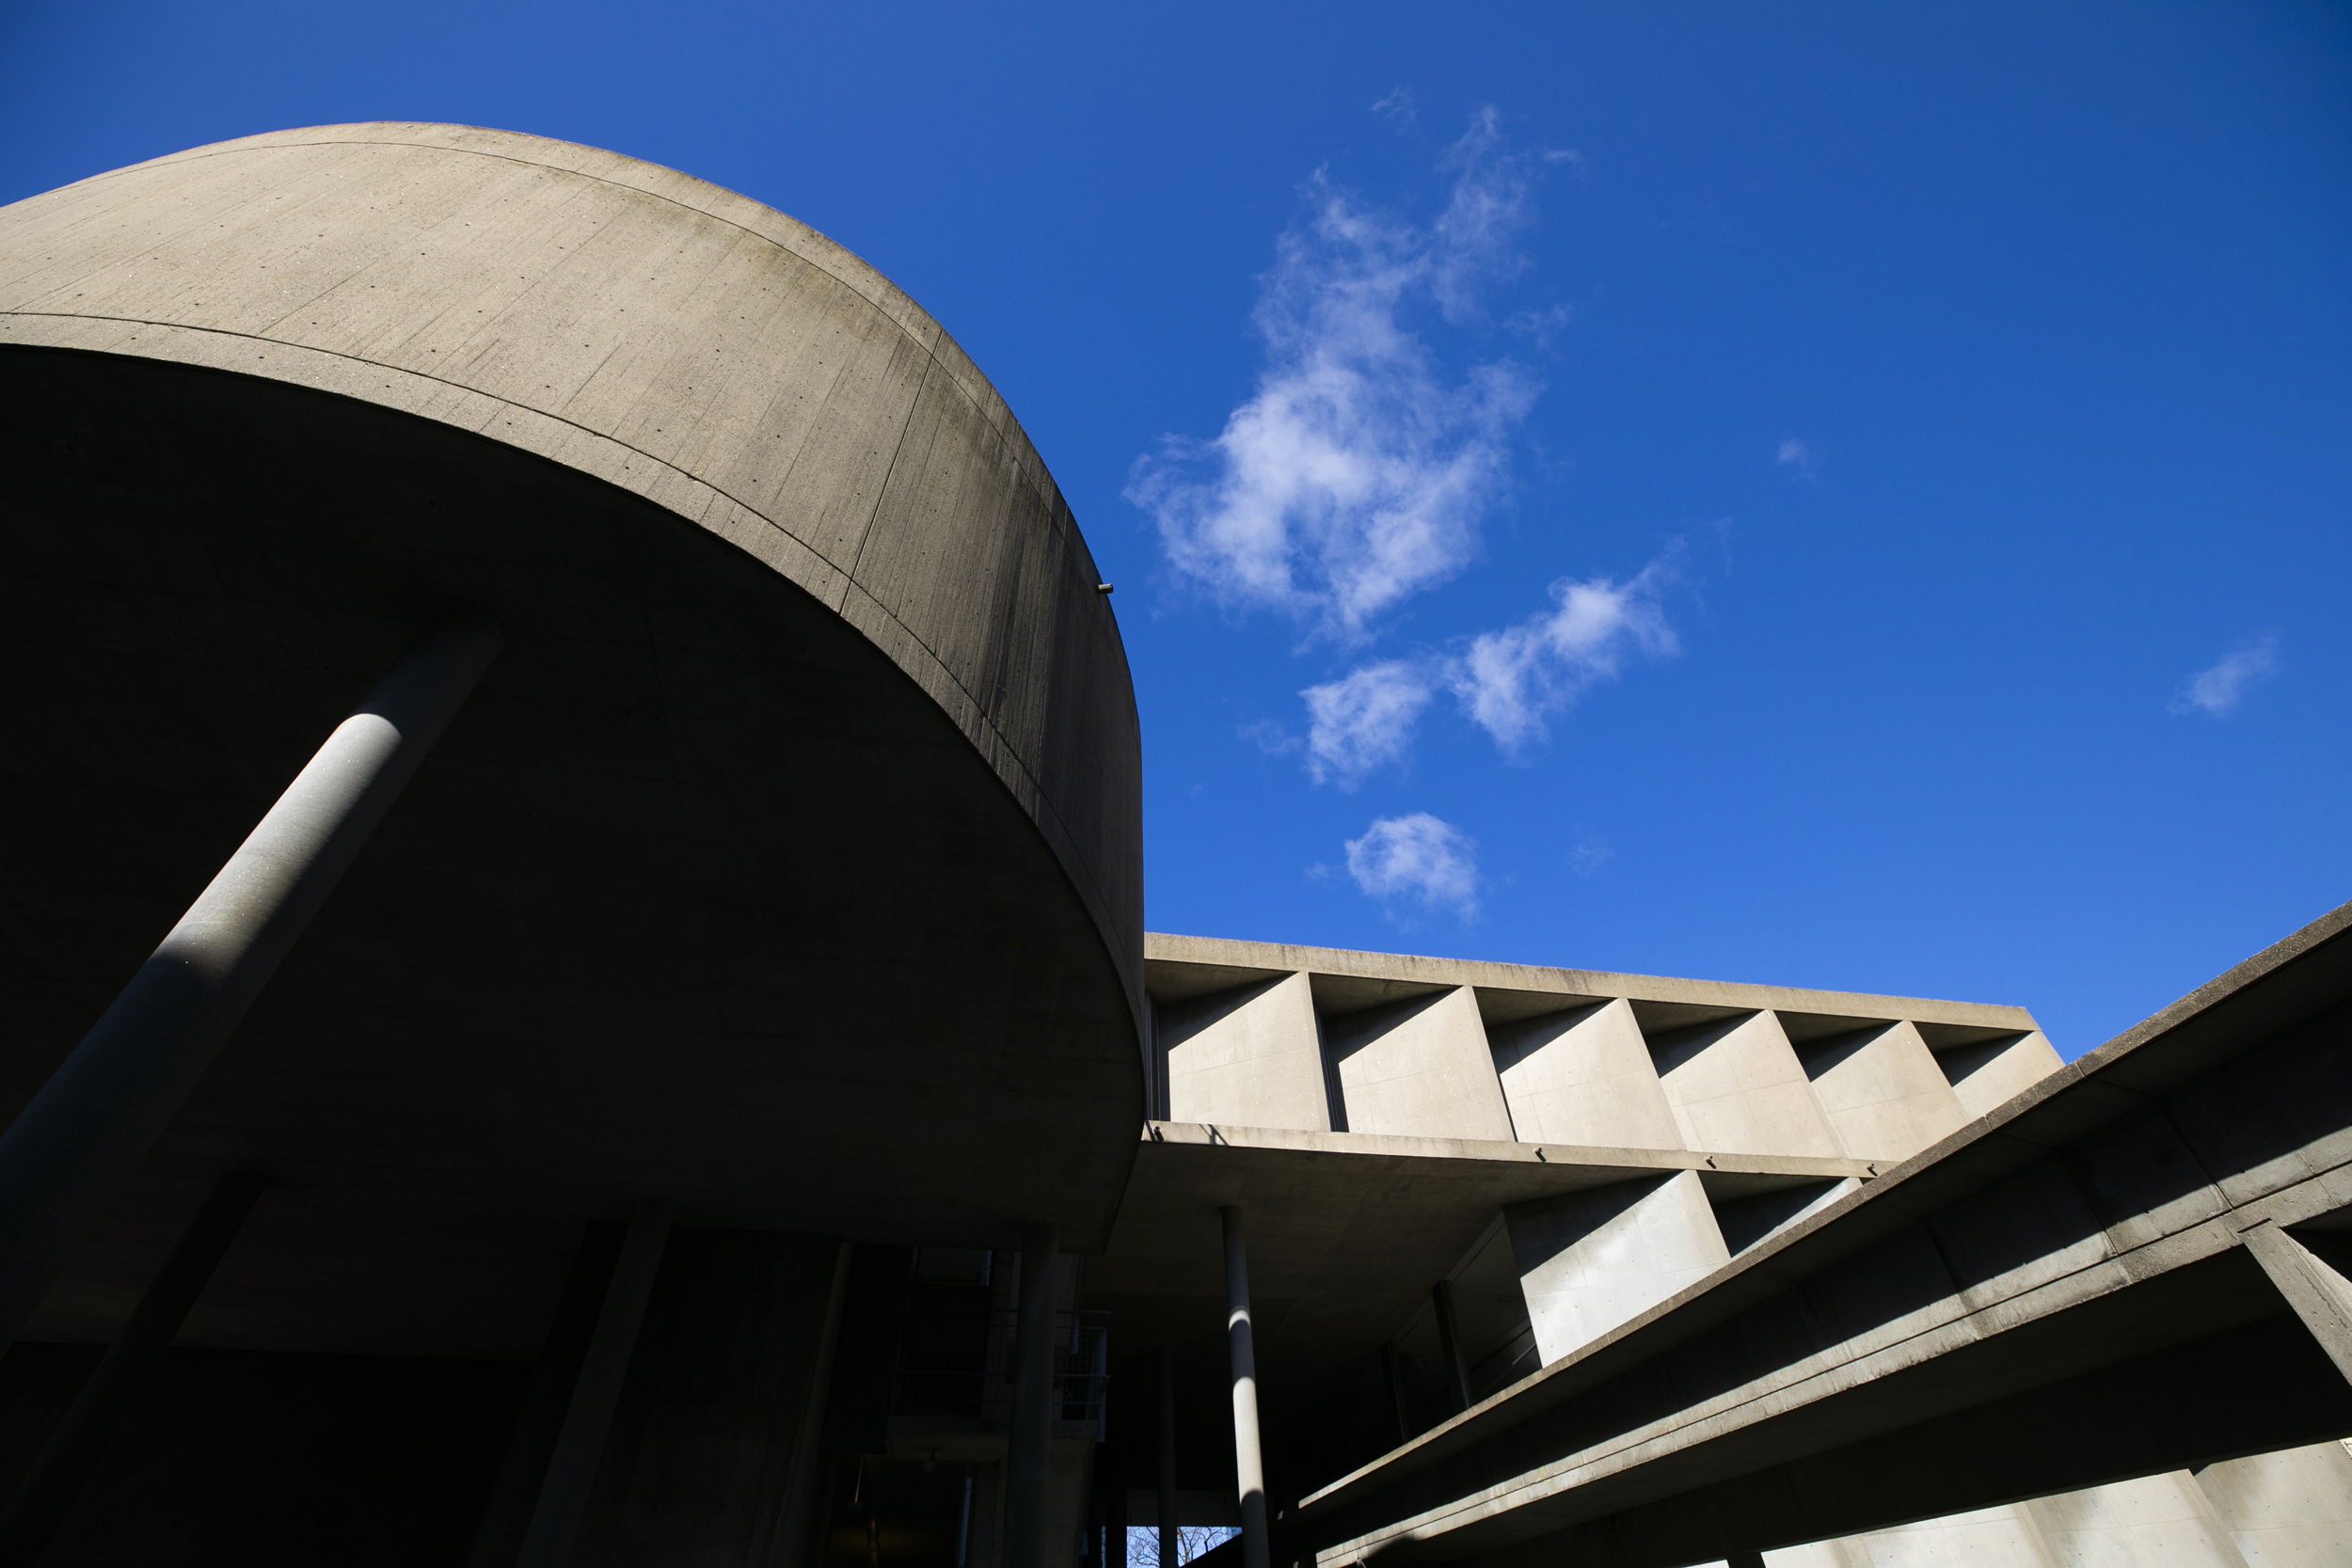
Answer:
1506, 1171, 1730, 1366
2023, 1469, 2251, 1565
1163, 974, 1328, 1133
1792, 1021, 1970, 1164
1322, 988, 1515, 1142
1763, 1502, 2058, 1565
1646, 1013, 1844, 1160
1490, 999, 1682, 1151
2195, 1443, 2352, 1566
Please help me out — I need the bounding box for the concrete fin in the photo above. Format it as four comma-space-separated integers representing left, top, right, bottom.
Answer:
1163, 973, 1328, 1133
1788, 1019, 1969, 1164
1489, 998, 1683, 1152
1317, 988, 1514, 1143
2243, 1224, 2352, 1386
1643, 1011, 1844, 1161
1505, 1170, 1731, 1366
1709, 1178, 1859, 1257
1918, 1026, 2064, 1120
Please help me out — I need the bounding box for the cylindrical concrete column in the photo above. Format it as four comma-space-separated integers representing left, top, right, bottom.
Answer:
0, 1170, 266, 1566
1431, 1279, 1472, 1414
1156, 1346, 1178, 1568
516, 1200, 673, 1568
1220, 1207, 1270, 1568
0, 612, 503, 1351
1003, 1222, 1057, 1568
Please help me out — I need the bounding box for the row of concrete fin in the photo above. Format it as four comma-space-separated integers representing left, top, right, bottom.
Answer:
1150, 971, 2058, 1166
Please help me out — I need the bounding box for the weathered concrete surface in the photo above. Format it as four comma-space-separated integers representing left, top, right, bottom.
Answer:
1491, 1000, 1681, 1152
1322, 990, 1514, 1143
1648, 1012, 1843, 1162
0, 126, 1145, 1356
1295, 899, 2352, 1568
1789, 1021, 1967, 1164
1166, 975, 1330, 1134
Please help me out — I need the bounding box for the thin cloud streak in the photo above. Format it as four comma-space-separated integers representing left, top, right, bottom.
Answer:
1298, 557, 1677, 784
1128, 109, 1551, 644
1344, 813, 1480, 917
1449, 561, 1677, 752
2171, 635, 2280, 717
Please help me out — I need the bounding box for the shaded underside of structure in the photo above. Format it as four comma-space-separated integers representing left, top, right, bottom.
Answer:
0, 122, 1146, 1363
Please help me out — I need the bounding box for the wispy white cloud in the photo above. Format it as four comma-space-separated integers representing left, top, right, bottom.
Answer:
1302, 660, 1434, 785
1127, 109, 1554, 643
1344, 813, 1480, 916
2170, 635, 2280, 717
1448, 561, 1677, 752
1295, 555, 1677, 782
1776, 438, 1817, 480
1569, 836, 1613, 878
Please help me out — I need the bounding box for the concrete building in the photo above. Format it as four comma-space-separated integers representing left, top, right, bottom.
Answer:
0, 125, 2344, 1567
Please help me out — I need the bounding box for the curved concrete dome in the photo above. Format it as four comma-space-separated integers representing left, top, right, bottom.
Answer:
0, 126, 1143, 1352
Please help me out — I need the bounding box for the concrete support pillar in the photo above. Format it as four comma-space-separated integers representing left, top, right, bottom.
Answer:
0, 612, 502, 1351
0, 1170, 265, 1566
1004, 1222, 1057, 1568
1220, 1207, 1270, 1568
1156, 1347, 1178, 1567
771, 1240, 856, 1568
516, 1200, 673, 1568
1431, 1279, 1472, 1414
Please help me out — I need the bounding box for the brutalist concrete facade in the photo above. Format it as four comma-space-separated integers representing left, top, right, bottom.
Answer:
0, 126, 2345, 1568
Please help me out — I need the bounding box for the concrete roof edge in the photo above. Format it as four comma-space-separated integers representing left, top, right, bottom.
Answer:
1143, 932, 2040, 1032
90, 122, 1071, 525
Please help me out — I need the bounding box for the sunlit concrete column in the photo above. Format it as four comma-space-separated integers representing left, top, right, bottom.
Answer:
516, 1200, 673, 1568
1431, 1279, 1472, 1413
1221, 1207, 1270, 1568
1004, 1222, 1057, 1568
0, 612, 503, 1351
1157, 1346, 1178, 1568
0, 1170, 265, 1566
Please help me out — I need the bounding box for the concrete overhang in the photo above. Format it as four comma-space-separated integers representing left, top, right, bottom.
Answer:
1089, 1120, 1868, 1390
0, 125, 1145, 1357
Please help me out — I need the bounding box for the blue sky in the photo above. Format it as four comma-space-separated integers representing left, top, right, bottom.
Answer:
6, 2, 2347, 1056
